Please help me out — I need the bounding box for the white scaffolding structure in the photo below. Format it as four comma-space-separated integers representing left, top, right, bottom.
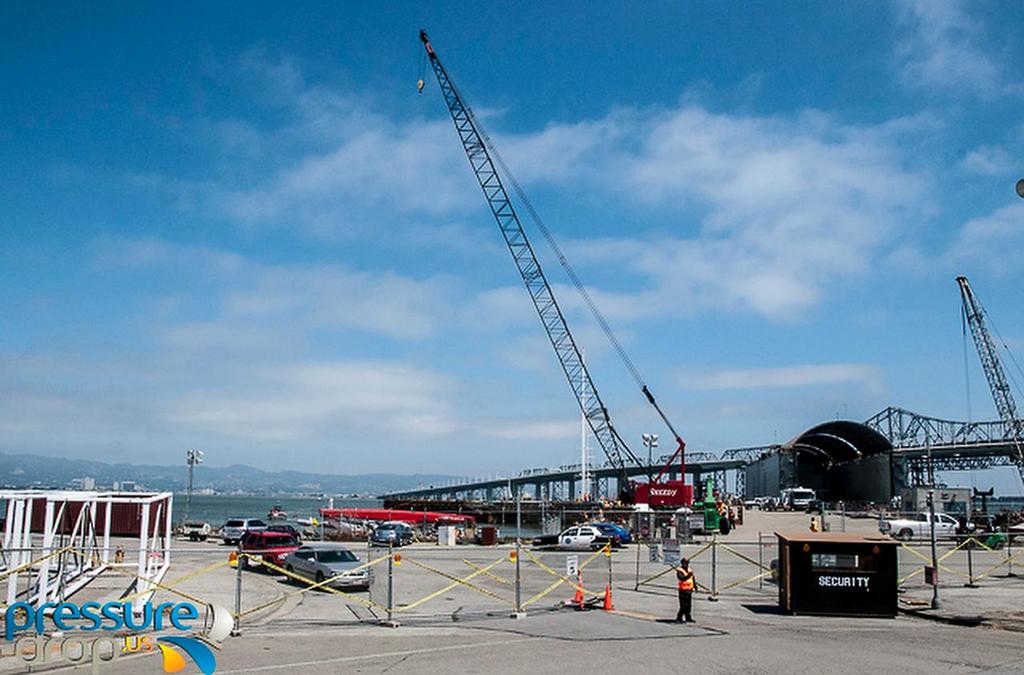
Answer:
0, 490, 173, 610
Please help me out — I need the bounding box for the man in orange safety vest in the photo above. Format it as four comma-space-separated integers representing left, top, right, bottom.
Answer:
675, 557, 695, 623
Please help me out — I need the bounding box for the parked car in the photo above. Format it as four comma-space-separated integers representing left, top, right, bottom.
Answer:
370, 521, 415, 547
181, 521, 212, 542
283, 543, 371, 590
221, 518, 267, 545
591, 522, 630, 545
532, 526, 615, 551
266, 523, 303, 540
879, 512, 974, 540
239, 530, 301, 569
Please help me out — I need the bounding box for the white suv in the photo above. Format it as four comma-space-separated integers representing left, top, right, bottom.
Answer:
221, 518, 267, 545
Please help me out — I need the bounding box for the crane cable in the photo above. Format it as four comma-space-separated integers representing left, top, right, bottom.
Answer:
973, 294, 1024, 409
468, 108, 686, 445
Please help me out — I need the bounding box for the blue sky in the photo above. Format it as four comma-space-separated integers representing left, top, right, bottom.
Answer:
2, 2, 1023, 492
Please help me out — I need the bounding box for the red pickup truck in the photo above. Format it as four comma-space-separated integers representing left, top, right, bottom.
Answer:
239, 530, 301, 569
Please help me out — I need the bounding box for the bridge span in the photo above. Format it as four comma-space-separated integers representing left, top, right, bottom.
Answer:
381, 407, 1023, 502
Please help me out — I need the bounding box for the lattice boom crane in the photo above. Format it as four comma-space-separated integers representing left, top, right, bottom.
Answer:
419, 30, 693, 506
956, 275, 1024, 481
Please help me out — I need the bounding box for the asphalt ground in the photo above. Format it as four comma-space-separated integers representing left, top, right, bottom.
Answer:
30, 595, 1024, 674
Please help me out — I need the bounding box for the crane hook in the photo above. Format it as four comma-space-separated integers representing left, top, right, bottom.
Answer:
417, 79, 425, 94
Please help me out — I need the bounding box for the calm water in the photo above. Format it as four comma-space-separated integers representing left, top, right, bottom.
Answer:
174, 494, 381, 526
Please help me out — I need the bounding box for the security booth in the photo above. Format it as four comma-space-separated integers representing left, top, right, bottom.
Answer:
776, 532, 898, 618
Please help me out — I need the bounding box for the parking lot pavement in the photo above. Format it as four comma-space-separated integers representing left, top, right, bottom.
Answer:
76, 602, 1024, 675
899, 575, 1024, 630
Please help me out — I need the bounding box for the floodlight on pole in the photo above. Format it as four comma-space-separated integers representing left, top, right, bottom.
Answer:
1016, 178, 1024, 199
641, 434, 659, 472
185, 448, 203, 521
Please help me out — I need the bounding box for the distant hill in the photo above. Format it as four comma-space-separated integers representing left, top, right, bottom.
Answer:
0, 451, 460, 496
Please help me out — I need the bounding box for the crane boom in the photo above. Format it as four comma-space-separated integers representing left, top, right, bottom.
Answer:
956, 275, 1024, 477
419, 30, 643, 493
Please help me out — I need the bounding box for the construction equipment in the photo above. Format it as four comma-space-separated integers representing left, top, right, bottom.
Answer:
956, 275, 1024, 486
418, 30, 692, 507
676, 477, 730, 535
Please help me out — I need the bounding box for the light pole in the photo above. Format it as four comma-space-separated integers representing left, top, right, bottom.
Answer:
926, 435, 940, 609
1015, 178, 1024, 199
186, 448, 204, 521
928, 488, 941, 609
641, 434, 658, 479
641, 433, 659, 546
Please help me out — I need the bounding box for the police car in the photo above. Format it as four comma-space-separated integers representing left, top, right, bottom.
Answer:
531, 526, 615, 551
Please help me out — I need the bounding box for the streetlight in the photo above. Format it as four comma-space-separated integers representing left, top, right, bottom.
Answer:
642, 433, 659, 477
927, 489, 941, 609
925, 436, 940, 609
1016, 178, 1024, 199
185, 449, 204, 521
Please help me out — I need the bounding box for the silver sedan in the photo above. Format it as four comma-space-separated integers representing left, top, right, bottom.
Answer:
283, 543, 371, 590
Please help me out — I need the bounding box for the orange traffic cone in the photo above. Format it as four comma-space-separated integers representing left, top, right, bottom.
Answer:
603, 583, 614, 611
573, 572, 585, 609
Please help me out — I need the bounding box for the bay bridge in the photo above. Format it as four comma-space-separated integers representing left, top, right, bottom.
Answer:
381, 406, 1024, 503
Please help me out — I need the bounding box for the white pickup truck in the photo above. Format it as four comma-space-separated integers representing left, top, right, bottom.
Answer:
878, 513, 972, 540
180, 521, 212, 541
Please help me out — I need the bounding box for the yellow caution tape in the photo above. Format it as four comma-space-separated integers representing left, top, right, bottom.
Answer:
241, 555, 388, 616
523, 577, 571, 608
121, 556, 234, 605
519, 548, 603, 604
463, 559, 512, 585
398, 558, 508, 612
636, 540, 712, 588
0, 546, 77, 582
636, 565, 675, 587
718, 570, 772, 592
102, 560, 210, 608
401, 556, 513, 607
719, 543, 771, 571
972, 550, 1024, 581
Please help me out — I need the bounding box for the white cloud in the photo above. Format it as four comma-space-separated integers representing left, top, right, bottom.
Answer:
894, 0, 1012, 97
164, 361, 456, 442
93, 238, 455, 344
221, 119, 477, 236
219, 266, 453, 341
960, 145, 1014, 176
949, 201, 1024, 274
478, 418, 578, 441
546, 107, 929, 319
686, 364, 884, 393
173, 53, 935, 323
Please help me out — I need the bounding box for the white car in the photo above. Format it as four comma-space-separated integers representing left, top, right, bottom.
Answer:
557, 526, 608, 551
879, 513, 971, 540
283, 543, 371, 590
